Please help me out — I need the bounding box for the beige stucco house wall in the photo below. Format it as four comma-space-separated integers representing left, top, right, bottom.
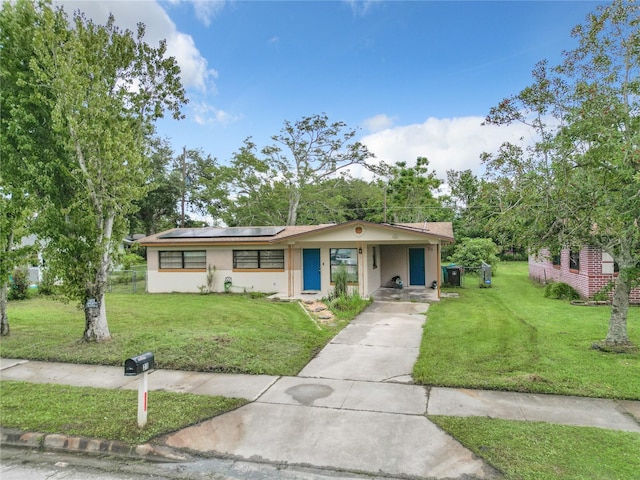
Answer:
139, 221, 454, 299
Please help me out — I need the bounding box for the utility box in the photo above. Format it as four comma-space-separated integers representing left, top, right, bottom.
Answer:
124, 352, 155, 376
481, 262, 492, 287
446, 267, 461, 287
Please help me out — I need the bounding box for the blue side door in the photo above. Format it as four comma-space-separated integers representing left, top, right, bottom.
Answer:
303, 249, 321, 291
409, 248, 426, 286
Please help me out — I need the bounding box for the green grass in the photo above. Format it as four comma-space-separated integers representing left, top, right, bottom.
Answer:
2, 293, 353, 375
430, 416, 640, 480
0, 381, 246, 444
414, 262, 640, 399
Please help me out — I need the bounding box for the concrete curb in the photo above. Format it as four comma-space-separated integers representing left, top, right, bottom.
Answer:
0, 428, 190, 463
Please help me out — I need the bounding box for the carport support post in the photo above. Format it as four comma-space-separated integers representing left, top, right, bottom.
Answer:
138, 371, 149, 428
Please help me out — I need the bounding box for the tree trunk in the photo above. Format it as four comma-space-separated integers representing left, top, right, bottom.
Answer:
287, 189, 301, 226
0, 281, 10, 336
82, 211, 114, 342
605, 266, 631, 346
83, 293, 110, 342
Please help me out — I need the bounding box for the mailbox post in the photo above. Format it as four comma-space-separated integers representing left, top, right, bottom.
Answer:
124, 352, 154, 428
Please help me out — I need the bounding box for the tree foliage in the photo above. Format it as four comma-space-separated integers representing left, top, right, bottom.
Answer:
379, 157, 451, 223
260, 113, 376, 225
449, 237, 500, 270
129, 137, 182, 236
1, 0, 52, 336
1, 0, 187, 341
482, 0, 639, 347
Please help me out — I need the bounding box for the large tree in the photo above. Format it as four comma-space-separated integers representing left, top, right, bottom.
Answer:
1, 0, 186, 341
1, 0, 60, 336
0, 189, 35, 337
447, 169, 529, 254
129, 137, 182, 236
482, 0, 639, 348
378, 157, 451, 223
262, 113, 376, 225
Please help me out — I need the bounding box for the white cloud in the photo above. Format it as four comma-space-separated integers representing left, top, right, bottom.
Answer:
192, 0, 226, 26
344, 0, 379, 16
359, 116, 537, 181
165, 30, 217, 91
361, 114, 396, 133
56, 1, 216, 92
191, 102, 242, 126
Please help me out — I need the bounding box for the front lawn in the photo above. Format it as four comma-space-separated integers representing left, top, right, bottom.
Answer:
414, 262, 639, 399
1, 293, 354, 376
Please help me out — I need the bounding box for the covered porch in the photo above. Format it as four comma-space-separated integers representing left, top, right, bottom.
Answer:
371, 285, 439, 303
269, 285, 440, 303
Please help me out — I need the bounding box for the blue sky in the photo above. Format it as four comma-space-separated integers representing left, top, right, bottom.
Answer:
62, 1, 605, 180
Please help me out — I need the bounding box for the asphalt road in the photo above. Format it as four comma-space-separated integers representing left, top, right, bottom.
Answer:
0, 446, 390, 480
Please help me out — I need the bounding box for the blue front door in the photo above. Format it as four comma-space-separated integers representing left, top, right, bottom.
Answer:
409, 248, 426, 286
303, 249, 321, 291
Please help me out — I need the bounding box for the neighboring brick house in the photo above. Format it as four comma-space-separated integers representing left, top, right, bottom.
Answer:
529, 246, 640, 304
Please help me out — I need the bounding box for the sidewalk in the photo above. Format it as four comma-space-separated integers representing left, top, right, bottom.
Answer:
2, 300, 639, 478
2, 358, 638, 433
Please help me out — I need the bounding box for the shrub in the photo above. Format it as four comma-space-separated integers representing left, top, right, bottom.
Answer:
9, 268, 30, 300
333, 266, 348, 299
544, 282, 580, 300
450, 237, 500, 272
327, 291, 369, 314
37, 269, 58, 296
120, 252, 145, 270
500, 250, 528, 262
328, 294, 351, 311
110, 271, 132, 285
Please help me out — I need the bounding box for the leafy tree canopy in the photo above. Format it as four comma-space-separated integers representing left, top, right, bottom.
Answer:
482, 0, 639, 347
0, 0, 187, 341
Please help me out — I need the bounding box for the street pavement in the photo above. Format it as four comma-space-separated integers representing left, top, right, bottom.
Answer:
2, 300, 640, 479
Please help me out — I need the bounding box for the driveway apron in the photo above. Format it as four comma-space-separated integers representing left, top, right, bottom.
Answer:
161, 301, 496, 479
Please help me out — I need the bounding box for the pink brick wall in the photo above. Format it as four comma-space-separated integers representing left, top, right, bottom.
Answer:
529, 247, 640, 304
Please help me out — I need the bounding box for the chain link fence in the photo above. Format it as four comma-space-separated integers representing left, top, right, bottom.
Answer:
443, 262, 492, 288
107, 267, 146, 294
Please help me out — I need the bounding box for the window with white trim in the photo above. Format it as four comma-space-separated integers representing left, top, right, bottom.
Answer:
330, 248, 358, 283
159, 250, 206, 269
233, 250, 284, 270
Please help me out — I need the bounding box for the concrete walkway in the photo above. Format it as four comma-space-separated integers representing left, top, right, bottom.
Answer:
2, 300, 639, 479
160, 301, 495, 479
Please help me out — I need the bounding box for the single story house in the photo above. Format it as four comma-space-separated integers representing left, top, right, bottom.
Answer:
529, 246, 640, 303
138, 221, 455, 299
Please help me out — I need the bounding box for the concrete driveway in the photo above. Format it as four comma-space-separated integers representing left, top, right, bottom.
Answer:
298, 301, 428, 382
161, 302, 497, 479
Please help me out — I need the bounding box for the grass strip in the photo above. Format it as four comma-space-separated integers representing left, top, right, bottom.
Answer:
414, 262, 639, 399
0, 380, 247, 444
430, 415, 640, 480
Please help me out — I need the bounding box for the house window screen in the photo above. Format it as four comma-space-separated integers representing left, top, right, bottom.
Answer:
233, 250, 284, 269
159, 250, 206, 269
330, 248, 358, 283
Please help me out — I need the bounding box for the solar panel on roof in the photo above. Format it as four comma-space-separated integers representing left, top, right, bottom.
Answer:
158, 226, 285, 239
